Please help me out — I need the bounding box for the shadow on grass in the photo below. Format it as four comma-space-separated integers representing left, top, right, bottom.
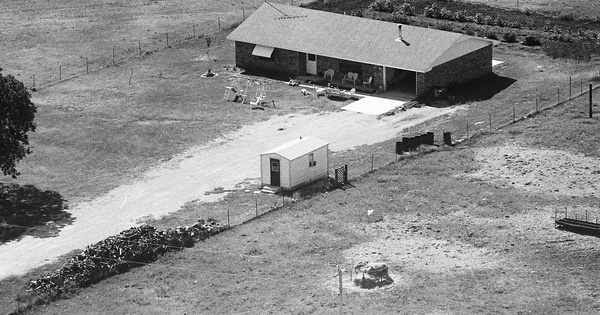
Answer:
424, 73, 517, 108
451, 73, 517, 102
0, 183, 72, 244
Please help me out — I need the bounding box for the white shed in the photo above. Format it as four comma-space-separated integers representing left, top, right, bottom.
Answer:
260, 137, 329, 190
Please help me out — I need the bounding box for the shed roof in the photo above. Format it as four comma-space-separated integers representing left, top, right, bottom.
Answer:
227, 3, 491, 73
261, 137, 329, 161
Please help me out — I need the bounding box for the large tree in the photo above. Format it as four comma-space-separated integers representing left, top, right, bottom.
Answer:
0, 68, 37, 179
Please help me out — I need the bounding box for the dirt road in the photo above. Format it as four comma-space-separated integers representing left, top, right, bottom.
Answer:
0, 106, 457, 279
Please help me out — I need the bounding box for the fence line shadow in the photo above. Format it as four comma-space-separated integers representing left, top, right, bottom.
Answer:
0, 183, 72, 244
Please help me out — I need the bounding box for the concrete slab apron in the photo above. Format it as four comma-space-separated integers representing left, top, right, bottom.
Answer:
0, 107, 458, 279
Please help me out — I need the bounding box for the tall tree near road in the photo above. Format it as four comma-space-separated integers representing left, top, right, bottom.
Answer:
0, 68, 37, 179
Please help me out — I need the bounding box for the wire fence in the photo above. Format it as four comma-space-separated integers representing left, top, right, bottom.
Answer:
21, 12, 248, 91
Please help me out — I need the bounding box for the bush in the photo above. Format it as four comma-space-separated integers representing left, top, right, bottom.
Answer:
523, 35, 541, 46
439, 7, 454, 20
454, 10, 468, 22
493, 15, 505, 27
503, 32, 517, 42
424, 3, 441, 18
367, 0, 402, 13
486, 31, 498, 40
396, 3, 415, 16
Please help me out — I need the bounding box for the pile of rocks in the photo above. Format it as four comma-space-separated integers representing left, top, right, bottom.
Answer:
27, 219, 225, 297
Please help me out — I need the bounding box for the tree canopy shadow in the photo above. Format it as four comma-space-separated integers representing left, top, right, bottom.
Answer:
0, 183, 72, 244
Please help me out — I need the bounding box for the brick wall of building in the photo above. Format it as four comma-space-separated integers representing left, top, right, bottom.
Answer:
416, 44, 492, 97
235, 41, 302, 77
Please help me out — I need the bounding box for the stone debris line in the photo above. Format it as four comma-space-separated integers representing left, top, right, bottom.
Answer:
27, 219, 226, 297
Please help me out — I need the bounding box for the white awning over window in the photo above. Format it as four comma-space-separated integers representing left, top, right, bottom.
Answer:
252, 45, 274, 58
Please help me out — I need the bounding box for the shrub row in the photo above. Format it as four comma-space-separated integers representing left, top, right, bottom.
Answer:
26, 219, 226, 299
423, 3, 521, 28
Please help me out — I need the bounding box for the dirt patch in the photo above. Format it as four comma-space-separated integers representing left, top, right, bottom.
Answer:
467, 145, 600, 197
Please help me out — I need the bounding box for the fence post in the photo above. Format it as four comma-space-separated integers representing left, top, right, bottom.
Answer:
466, 123, 469, 139
227, 207, 230, 228
138, 40, 142, 56
535, 97, 538, 112
86, 57, 89, 74
371, 153, 374, 171
59, 64, 62, 81
32, 74, 35, 89
569, 76, 571, 99
193, 25, 195, 38
166, 33, 169, 47
590, 83, 593, 118
112, 49, 115, 65
489, 113, 492, 131
218, 17, 221, 30
557, 88, 560, 104
255, 194, 258, 217
243, 9, 245, 20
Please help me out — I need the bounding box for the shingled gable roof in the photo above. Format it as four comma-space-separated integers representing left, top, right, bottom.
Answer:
227, 3, 491, 73
261, 137, 328, 161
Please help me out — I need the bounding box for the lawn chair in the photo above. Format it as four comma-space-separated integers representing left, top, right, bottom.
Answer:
323, 69, 335, 81
351, 73, 359, 85
342, 72, 354, 85
362, 76, 373, 87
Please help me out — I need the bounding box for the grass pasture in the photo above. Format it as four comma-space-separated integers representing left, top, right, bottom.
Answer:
1, 0, 600, 314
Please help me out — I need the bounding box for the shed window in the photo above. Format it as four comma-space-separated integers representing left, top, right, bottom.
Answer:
309, 153, 316, 167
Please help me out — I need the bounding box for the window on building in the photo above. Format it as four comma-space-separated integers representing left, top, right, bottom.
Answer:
309, 153, 316, 167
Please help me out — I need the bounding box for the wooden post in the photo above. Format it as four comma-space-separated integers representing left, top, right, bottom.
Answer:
255, 194, 258, 217
536, 97, 538, 112
466, 123, 469, 138
489, 113, 492, 131
86, 57, 89, 74
138, 40, 142, 56
590, 83, 593, 118
338, 265, 343, 315
32, 74, 35, 89
128, 69, 133, 85
557, 88, 560, 104
193, 25, 195, 38
227, 207, 230, 228
243, 9, 245, 20
59, 65, 62, 81
569, 76, 572, 99
513, 107, 516, 122
166, 33, 169, 47
218, 17, 221, 30
112, 49, 115, 65
371, 153, 374, 171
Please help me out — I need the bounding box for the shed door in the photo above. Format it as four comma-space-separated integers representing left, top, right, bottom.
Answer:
270, 158, 281, 186
306, 54, 317, 75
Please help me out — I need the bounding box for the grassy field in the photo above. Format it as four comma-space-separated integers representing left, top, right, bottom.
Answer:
1, 0, 600, 313
5, 87, 600, 314
463, 0, 600, 19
